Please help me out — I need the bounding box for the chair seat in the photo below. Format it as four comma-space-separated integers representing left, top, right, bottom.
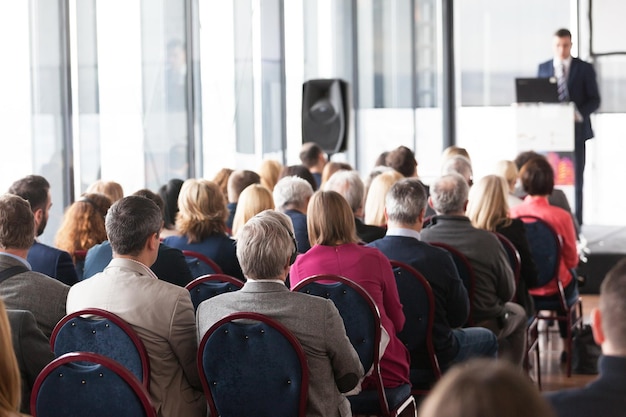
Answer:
349, 384, 411, 414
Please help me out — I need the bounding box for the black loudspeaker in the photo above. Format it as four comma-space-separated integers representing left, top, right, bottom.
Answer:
302, 79, 350, 154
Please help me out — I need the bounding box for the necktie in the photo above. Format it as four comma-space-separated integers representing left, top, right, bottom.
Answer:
556, 63, 569, 102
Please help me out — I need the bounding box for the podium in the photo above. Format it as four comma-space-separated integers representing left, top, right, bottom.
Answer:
514, 102, 576, 202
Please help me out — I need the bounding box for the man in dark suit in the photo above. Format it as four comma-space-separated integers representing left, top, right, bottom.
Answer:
9, 175, 78, 285
538, 28, 600, 225
324, 170, 386, 243
367, 178, 496, 374
197, 211, 363, 417
273, 175, 314, 253
545, 258, 626, 417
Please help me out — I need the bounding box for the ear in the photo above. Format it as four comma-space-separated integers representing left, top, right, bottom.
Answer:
417, 208, 426, 225
428, 196, 435, 209
463, 199, 469, 212
590, 307, 605, 346
383, 207, 389, 223
146, 233, 159, 252
33, 208, 44, 226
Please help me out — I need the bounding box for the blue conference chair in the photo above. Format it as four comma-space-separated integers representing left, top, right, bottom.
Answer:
198, 312, 309, 417
182, 250, 223, 278
185, 274, 244, 311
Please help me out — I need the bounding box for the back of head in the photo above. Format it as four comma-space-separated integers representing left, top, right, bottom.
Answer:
385, 178, 427, 225
87, 180, 124, 203
519, 157, 554, 196
273, 176, 314, 212
258, 159, 283, 191
494, 160, 519, 189
299, 142, 324, 168
133, 189, 165, 215
441, 145, 471, 162
307, 190, 358, 246
599, 258, 626, 354
279, 165, 317, 191
442, 155, 473, 185
420, 359, 555, 417
323, 170, 364, 214
386, 146, 417, 178
430, 174, 469, 215
0, 299, 22, 414
8, 175, 50, 212
227, 170, 261, 203
514, 151, 544, 170
211, 168, 233, 197
158, 178, 184, 228
0, 194, 34, 250
374, 151, 389, 167
106, 196, 162, 256
54, 193, 111, 254
364, 170, 404, 226
177, 179, 228, 242
321, 162, 353, 186
231, 184, 275, 237
236, 210, 295, 280
466, 175, 510, 232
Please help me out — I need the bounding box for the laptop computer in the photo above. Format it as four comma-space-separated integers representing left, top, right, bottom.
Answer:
515, 77, 560, 103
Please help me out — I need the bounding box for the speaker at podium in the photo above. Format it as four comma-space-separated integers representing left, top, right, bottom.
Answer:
302, 79, 350, 155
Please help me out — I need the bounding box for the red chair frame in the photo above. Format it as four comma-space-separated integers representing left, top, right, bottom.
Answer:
182, 250, 224, 274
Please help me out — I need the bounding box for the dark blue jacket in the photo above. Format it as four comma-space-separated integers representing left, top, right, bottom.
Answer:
27, 241, 78, 286
284, 209, 311, 253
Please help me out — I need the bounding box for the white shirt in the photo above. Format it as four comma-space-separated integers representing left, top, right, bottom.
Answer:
385, 227, 421, 241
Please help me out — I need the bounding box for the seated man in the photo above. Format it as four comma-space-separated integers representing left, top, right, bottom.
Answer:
67, 196, 205, 417
368, 178, 497, 374
299, 142, 327, 188
273, 176, 314, 253
226, 170, 261, 231
197, 210, 363, 417
421, 174, 526, 367
0, 194, 69, 338
545, 258, 626, 417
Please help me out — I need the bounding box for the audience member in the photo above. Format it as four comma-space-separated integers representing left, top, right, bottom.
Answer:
494, 160, 523, 208
258, 159, 283, 191
467, 175, 539, 318
0, 194, 69, 338
54, 193, 111, 262
386, 145, 418, 178
368, 179, 497, 376
290, 191, 410, 390
364, 170, 403, 227
211, 168, 233, 201
83, 189, 193, 286
231, 184, 275, 237
8, 175, 78, 285
0, 299, 26, 417
441, 145, 471, 163
299, 142, 327, 188
510, 157, 579, 352
273, 176, 314, 253
67, 196, 206, 417
420, 359, 555, 417
164, 179, 244, 280
197, 210, 363, 417
280, 165, 318, 192
421, 174, 526, 366
442, 155, 473, 186
86, 179, 124, 203
545, 258, 626, 417
226, 170, 261, 230
324, 170, 386, 243
374, 151, 389, 168
8, 307, 54, 412
320, 161, 352, 187
158, 178, 184, 239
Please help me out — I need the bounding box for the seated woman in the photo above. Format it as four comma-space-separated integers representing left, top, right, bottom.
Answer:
258, 159, 283, 191
289, 190, 410, 389
231, 184, 275, 238
163, 179, 244, 280
466, 175, 538, 318
364, 170, 403, 227
158, 178, 184, 239
494, 160, 523, 208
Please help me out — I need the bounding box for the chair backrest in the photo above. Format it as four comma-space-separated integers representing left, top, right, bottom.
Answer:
185, 274, 244, 310
182, 250, 223, 277
428, 242, 476, 326
198, 312, 308, 417
389, 261, 441, 381
31, 352, 156, 417
50, 308, 150, 387
516, 215, 562, 288
494, 232, 521, 299
292, 275, 392, 416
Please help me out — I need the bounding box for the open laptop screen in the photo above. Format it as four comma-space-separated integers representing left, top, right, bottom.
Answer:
515, 77, 560, 103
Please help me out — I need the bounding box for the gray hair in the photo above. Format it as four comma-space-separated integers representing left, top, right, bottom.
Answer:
442, 155, 473, 185
106, 196, 162, 256
236, 210, 295, 280
272, 176, 314, 211
385, 178, 428, 224
323, 170, 364, 214
430, 174, 469, 215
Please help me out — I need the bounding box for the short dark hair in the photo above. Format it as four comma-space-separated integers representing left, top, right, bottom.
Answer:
299, 142, 324, 168
8, 175, 50, 212
227, 170, 261, 202
386, 146, 417, 177
386, 178, 427, 224
600, 258, 626, 352
519, 157, 554, 196
554, 28, 572, 39
0, 194, 35, 250
514, 151, 544, 170
133, 189, 165, 215
158, 179, 184, 228
106, 196, 162, 256
280, 165, 317, 191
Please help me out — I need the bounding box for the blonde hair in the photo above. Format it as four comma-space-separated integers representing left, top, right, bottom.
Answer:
364, 170, 403, 226
0, 299, 22, 417
176, 179, 228, 242
307, 191, 358, 246
212, 168, 234, 198
320, 162, 352, 187
466, 175, 511, 232
86, 180, 124, 203
441, 145, 471, 163
231, 185, 275, 237
258, 160, 283, 191
420, 359, 555, 417
494, 160, 519, 192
